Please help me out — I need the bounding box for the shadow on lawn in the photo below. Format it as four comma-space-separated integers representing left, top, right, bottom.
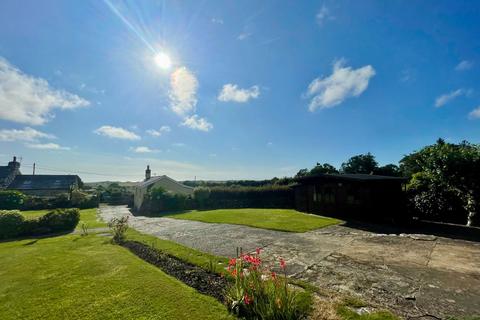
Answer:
0, 230, 74, 244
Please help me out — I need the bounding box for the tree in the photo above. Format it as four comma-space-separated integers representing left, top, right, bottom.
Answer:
400, 139, 480, 226
310, 163, 339, 175
294, 168, 310, 179
374, 164, 401, 177
341, 153, 378, 174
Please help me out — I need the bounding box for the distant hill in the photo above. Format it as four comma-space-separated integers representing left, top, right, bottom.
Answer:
84, 181, 138, 189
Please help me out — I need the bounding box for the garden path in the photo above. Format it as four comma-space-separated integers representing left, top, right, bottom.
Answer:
98, 205, 480, 318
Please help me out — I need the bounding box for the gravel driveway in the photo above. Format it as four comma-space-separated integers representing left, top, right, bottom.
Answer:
99, 204, 480, 318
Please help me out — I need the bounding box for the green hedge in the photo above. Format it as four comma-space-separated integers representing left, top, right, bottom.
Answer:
0, 208, 80, 240
198, 186, 294, 209
0, 190, 26, 210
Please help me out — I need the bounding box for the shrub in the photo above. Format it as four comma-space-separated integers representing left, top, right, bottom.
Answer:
70, 190, 99, 209
108, 216, 129, 243
0, 190, 26, 210
35, 208, 80, 234
194, 187, 211, 209
0, 210, 25, 239
205, 186, 294, 209
143, 187, 193, 213
226, 249, 312, 319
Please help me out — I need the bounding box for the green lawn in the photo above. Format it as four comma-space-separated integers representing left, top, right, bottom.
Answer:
162, 208, 342, 232
20, 208, 106, 231
0, 233, 232, 320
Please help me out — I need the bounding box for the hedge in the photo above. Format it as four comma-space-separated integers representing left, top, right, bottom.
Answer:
0, 208, 80, 240
0, 190, 26, 210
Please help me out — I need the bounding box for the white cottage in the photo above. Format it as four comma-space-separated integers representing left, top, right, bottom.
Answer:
133, 165, 194, 211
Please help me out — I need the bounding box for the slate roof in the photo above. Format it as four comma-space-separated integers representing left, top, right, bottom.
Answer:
137, 175, 192, 189
296, 173, 407, 183
0, 166, 11, 180
8, 175, 81, 190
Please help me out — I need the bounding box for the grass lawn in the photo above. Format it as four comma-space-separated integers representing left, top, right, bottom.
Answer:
162, 208, 342, 232
0, 233, 232, 320
20, 208, 106, 230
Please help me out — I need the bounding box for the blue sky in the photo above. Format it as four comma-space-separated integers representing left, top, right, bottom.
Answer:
1, 0, 480, 182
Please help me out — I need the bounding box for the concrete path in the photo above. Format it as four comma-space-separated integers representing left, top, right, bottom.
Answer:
99, 205, 480, 318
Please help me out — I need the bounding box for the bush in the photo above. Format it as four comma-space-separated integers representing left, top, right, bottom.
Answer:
142, 187, 193, 213
226, 249, 312, 319
36, 208, 80, 234
108, 216, 129, 243
0, 210, 25, 239
194, 187, 211, 209
0, 190, 26, 210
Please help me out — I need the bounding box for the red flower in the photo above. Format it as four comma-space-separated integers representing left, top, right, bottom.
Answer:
279, 258, 286, 269
228, 258, 237, 266
271, 271, 277, 279
231, 269, 237, 277
244, 294, 252, 305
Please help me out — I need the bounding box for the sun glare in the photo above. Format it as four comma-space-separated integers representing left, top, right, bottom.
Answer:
154, 52, 172, 69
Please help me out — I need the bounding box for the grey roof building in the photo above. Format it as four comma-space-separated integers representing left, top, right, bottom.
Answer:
0, 156, 81, 197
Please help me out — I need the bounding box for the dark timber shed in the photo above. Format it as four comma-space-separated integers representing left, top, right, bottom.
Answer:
294, 174, 407, 221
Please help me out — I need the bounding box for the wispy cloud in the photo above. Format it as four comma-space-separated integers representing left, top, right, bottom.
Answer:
400, 68, 416, 83
181, 115, 213, 132
316, 4, 334, 26
172, 143, 185, 147
435, 89, 472, 107
94, 125, 141, 140
218, 84, 260, 103
305, 59, 375, 111
0, 127, 56, 142
455, 60, 474, 71
169, 67, 198, 116
131, 146, 159, 153
0, 57, 90, 125
211, 18, 224, 25
26, 142, 70, 150
468, 106, 480, 119
146, 126, 171, 137
237, 32, 252, 40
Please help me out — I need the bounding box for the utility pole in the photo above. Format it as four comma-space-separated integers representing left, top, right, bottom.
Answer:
33, 163, 36, 175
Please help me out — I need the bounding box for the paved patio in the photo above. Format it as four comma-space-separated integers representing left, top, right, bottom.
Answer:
99, 205, 480, 318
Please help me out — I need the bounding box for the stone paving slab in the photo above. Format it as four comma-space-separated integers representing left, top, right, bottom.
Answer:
98, 205, 480, 318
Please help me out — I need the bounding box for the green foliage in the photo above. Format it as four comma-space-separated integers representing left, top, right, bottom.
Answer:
194, 187, 211, 209
226, 250, 312, 319
205, 185, 294, 209
0, 210, 25, 239
146, 187, 191, 212
0, 208, 80, 239
310, 162, 339, 175
96, 182, 133, 205
401, 139, 480, 225
0, 190, 26, 210
341, 153, 379, 174
108, 216, 129, 243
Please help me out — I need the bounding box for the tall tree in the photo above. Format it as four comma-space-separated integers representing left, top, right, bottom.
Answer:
341, 153, 378, 174
310, 163, 339, 175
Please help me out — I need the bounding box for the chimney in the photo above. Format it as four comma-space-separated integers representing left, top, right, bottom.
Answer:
8, 156, 20, 171
145, 165, 151, 181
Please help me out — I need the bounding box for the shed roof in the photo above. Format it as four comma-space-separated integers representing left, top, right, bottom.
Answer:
8, 175, 80, 190
296, 173, 407, 183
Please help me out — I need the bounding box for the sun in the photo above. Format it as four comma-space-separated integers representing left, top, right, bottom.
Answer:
154, 52, 172, 69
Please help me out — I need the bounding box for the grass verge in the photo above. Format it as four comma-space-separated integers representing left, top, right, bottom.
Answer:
0, 233, 232, 320
159, 208, 342, 232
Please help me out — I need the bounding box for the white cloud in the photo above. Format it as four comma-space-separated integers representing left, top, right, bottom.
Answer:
306, 59, 375, 111
0, 57, 90, 125
131, 146, 159, 153
468, 106, 480, 119
169, 67, 198, 116
316, 5, 333, 25
172, 142, 186, 147
455, 60, 473, 71
237, 32, 251, 40
146, 126, 171, 137
211, 18, 224, 24
0, 127, 55, 142
26, 142, 70, 150
435, 89, 471, 108
94, 125, 140, 140
181, 115, 213, 132
218, 84, 260, 103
